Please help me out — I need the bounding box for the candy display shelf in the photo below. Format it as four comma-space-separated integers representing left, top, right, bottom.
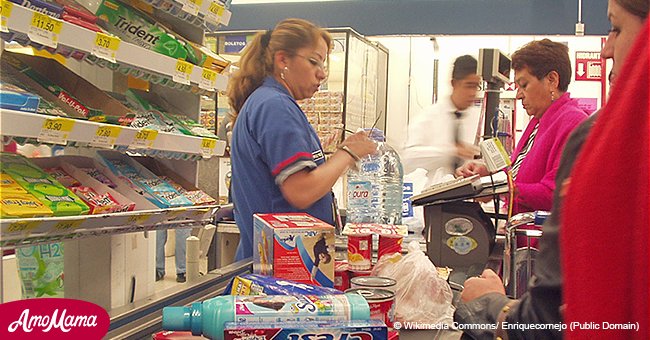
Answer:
0, 205, 219, 248
0, 109, 227, 159
1, 1, 228, 92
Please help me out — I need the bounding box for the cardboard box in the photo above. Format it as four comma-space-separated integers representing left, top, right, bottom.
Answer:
253, 213, 335, 287
1, 52, 135, 125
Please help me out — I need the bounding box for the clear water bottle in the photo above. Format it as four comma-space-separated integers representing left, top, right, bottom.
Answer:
347, 130, 404, 224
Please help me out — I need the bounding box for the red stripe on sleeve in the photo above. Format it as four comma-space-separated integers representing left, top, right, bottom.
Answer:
271, 152, 313, 176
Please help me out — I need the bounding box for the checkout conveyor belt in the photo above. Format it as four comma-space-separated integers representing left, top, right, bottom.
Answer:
106, 259, 253, 340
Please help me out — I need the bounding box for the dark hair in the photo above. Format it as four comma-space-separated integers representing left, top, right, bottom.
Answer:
227, 18, 331, 121
511, 39, 571, 92
452, 55, 478, 81
615, 0, 649, 19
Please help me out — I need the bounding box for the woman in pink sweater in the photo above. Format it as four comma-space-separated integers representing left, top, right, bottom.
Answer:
458, 39, 588, 214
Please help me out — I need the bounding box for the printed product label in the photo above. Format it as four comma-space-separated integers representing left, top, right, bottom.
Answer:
348, 181, 371, 209
446, 236, 478, 255
233, 295, 351, 324
402, 182, 413, 218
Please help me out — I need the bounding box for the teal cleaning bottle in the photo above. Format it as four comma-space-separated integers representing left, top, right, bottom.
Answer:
163, 293, 370, 340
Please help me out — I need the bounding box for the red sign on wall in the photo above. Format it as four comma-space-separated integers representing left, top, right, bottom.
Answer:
575, 51, 602, 81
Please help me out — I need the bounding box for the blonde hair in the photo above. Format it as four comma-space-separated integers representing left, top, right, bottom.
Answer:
227, 18, 331, 122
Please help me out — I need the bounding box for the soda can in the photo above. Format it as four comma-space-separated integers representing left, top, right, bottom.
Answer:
378, 234, 403, 261
334, 261, 350, 291
347, 233, 372, 270
346, 288, 395, 328
351, 276, 396, 293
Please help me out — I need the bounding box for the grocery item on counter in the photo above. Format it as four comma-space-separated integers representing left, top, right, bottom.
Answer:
162, 293, 370, 340
334, 261, 351, 292
254, 213, 336, 287
224, 273, 342, 296
1, 191, 54, 218
346, 288, 395, 328
223, 319, 387, 340
347, 129, 404, 224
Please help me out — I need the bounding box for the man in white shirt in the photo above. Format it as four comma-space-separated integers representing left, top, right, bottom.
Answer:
402, 55, 482, 185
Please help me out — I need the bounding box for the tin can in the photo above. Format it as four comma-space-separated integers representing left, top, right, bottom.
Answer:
346, 288, 395, 328
351, 276, 397, 293
378, 234, 403, 261
347, 233, 372, 270
334, 261, 351, 291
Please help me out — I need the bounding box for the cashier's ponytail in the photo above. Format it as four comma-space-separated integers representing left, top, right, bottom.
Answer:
227, 18, 331, 122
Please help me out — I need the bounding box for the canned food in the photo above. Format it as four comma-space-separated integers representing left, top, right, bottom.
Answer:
347, 233, 372, 270
349, 269, 373, 278
334, 261, 350, 291
378, 234, 403, 260
351, 276, 396, 293
346, 288, 395, 327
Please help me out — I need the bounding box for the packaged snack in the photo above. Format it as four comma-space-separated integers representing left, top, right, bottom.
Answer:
70, 186, 122, 214
1, 192, 53, 218
1, 173, 27, 194
44, 167, 81, 188
0, 82, 40, 113
254, 213, 336, 287
223, 320, 387, 340
225, 273, 342, 296
80, 168, 117, 188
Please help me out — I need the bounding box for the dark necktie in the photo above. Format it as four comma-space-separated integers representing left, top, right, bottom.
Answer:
453, 111, 463, 169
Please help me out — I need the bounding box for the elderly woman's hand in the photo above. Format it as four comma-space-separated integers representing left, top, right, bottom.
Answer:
455, 160, 489, 177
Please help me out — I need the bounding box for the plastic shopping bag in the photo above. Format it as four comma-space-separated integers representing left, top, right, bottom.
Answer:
372, 241, 454, 325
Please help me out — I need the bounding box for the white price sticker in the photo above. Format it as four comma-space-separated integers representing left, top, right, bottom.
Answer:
181, 0, 201, 16
92, 32, 120, 63
38, 118, 75, 145
173, 59, 193, 85
199, 68, 217, 91
91, 125, 122, 149
131, 129, 158, 149
28, 12, 63, 49
1, 0, 14, 33
200, 138, 217, 158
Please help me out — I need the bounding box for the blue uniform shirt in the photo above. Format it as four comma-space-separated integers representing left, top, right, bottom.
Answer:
231, 76, 333, 260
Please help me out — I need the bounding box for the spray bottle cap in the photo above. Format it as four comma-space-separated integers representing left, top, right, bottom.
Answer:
162, 302, 203, 334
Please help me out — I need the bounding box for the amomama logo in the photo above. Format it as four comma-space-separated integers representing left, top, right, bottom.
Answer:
0, 298, 109, 339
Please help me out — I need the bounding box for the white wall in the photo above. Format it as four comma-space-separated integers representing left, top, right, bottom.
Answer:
371, 34, 607, 150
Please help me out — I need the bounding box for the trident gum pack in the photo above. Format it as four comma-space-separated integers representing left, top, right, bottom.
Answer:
223, 319, 388, 340
254, 213, 335, 287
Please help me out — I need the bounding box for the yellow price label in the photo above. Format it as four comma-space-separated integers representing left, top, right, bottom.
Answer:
208, 1, 224, 16
167, 208, 188, 220
128, 214, 152, 225
38, 118, 75, 145
7, 221, 41, 233
131, 129, 158, 149
53, 219, 83, 231
199, 68, 218, 90
200, 138, 217, 158
92, 32, 121, 63
1, 0, 14, 33
173, 59, 194, 85
28, 12, 63, 48
91, 125, 122, 148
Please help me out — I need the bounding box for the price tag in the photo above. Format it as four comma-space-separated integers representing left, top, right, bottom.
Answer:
28, 12, 63, 49
200, 138, 217, 158
91, 125, 122, 149
53, 219, 84, 231
92, 32, 120, 63
131, 129, 158, 149
1, 0, 14, 33
7, 221, 41, 233
181, 0, 201, 16
128, 214, 152, 225
38, 118, 75, 145
206, 1, 224, 23
199, 68, 217, 91
173, 59, 193, 85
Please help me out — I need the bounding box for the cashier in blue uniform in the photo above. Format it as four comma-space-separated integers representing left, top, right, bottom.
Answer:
227, 18, 377, 261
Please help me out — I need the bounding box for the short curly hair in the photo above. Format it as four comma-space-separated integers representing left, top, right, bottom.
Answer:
511, 39, 571, 92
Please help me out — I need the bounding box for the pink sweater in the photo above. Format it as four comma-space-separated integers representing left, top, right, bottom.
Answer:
511, 93, 588, 213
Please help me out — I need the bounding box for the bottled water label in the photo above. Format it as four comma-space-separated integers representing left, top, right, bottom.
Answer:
361, 161, 380, 173
348, 181, 372, 209
402, 182, 414, 218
